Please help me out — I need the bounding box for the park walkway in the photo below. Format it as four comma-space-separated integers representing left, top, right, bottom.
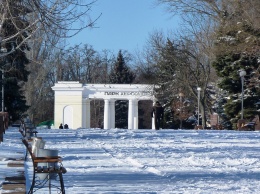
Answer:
0, 128, 26, 194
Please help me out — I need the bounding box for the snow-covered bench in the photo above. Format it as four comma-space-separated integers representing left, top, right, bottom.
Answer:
19, 120, 38, 138
22, 138, 66, 194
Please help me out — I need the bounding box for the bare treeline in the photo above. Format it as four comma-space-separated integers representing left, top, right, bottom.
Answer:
2, 0, 259, 127
0, 0, 99, 122
139, 0, 260, 128
0, 0, 98, 51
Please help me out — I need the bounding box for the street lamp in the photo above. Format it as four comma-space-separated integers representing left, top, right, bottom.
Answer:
0, 43, 15, 113
197, 87, 201, 126
179, 92, 184, 129
1, 66, 3, 112
0, 47, 7, 113
239, 69, 246, 119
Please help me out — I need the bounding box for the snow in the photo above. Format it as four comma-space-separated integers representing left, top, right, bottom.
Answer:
2, 127, 260, 193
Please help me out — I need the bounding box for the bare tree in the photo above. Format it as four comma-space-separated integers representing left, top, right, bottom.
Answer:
9, 0, 100, 123
141, 30, 215, 128
0, 0, 99, 55
24, 35, 61, 123
156, 0, 260, 128
157, 0, 223, 20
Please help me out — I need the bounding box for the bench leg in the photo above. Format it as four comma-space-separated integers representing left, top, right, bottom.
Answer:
28, 172, 65, 194
58, 173, 65, 194
28, 172, 36, 194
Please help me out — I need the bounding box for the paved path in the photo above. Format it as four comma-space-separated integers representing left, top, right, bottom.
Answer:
0, 129, 26, 194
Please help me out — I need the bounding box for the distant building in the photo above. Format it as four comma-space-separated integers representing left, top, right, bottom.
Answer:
52, 82, 156, 129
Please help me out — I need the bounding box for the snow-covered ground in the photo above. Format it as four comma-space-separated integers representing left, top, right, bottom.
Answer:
1, 127, 260, 193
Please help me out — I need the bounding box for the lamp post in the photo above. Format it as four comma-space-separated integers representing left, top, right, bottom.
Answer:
0, 47, 6, 113
197, 87, 201, 126
239, 69, 246, 119
179, 92, 184, 129
0, 43, 14, 113
1, 68, 3, 112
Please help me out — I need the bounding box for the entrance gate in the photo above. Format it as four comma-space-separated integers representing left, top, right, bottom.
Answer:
52, 82, 155, 129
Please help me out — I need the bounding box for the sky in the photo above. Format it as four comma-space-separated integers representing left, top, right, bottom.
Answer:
2, 127, 260, 193
67, 0, 180, 54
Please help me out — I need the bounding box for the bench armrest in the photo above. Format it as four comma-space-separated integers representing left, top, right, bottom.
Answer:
34, 158, 62, 163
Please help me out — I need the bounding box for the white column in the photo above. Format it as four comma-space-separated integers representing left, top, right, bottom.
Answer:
104, 99, 110, 129
82, 99, 87, 128
86, 99, 91, 128
128, 99, 134, 129
110, 100, 115, 129
151, 101, 155, 129
152, 117, 155, 129
133, 100, 138, 129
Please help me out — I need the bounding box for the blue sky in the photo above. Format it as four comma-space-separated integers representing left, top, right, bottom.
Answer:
67, 0, 180, 53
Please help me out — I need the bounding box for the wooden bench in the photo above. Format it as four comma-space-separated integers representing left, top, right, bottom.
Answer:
244, 121, 256, 131
22, 138, 66, 194
237, 119, 256, 131
19, 120, 38, 138
195, 125, 203, 130
26, 128, 38, 137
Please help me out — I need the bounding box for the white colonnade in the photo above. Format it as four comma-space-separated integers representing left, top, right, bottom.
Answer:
52, 82, 155, 129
